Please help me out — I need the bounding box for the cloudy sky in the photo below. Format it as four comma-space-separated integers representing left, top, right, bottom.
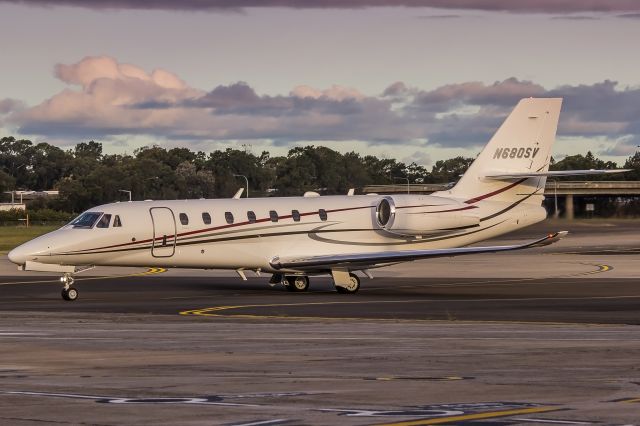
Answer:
1, 1, 640, 166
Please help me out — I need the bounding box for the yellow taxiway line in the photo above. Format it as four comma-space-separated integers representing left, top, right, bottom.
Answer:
376, 263, 612, 292
374, 406, 558, 425
180, 295, 640, 326
178, 263, 626, 325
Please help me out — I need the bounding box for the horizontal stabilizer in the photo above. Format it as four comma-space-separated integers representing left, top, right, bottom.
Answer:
484, 169, 630, 180
270, 231, 568, 271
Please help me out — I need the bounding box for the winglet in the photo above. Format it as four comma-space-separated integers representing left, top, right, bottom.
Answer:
527, 231, 568, 248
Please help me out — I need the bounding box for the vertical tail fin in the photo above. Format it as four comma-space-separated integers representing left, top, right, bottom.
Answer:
447, 98, 562, 203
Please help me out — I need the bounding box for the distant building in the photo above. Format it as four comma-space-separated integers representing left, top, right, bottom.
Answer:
2, 190, 59, 206
0, 203, 26, 211
12, 190, 59, 201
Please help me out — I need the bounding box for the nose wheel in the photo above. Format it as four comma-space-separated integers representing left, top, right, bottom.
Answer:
60, 273, 78, 301
61, 287, 78, 301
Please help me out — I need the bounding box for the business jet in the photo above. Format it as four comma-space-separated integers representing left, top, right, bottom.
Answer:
7, 98, 627, 300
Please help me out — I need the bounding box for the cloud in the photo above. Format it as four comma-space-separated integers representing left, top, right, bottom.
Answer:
598, 136, 640, 156
402, 151, 432, 167
418, 14, 462, 20
10, 56, 202, 138
618, 13, 640, 19
382, 82, 412, 99
405, 78, 640, 148
291, 85, 365, 101
551, 15, 600, 20
8, 56, 640, 156
3, 0, 640, 13
54, 56, 188, 91
412, 78, 545, 111
0, 98, 25, 115
9, 56, 418, 144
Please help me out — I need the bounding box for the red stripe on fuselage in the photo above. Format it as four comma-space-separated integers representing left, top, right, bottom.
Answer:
65, 204, 373, 254
420, 205, 478, 213
464, 178, 527, 204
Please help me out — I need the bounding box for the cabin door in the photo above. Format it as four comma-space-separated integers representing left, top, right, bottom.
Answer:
150, 207, 176, 257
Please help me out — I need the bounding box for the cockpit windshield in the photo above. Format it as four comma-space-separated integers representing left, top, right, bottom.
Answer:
71, 212, 103, 229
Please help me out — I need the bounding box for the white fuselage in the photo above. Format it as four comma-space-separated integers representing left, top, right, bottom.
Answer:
9, 192, 546, 274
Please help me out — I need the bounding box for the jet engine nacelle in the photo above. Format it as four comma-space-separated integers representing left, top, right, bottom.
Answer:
375, 195, 480, 237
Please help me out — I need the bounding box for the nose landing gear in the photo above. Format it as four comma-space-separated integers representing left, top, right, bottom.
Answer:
60, 273, 78, 301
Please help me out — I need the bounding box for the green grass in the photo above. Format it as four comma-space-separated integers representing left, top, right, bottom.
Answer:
0, 225, 59, 254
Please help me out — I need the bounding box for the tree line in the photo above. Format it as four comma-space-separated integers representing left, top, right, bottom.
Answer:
1, 136, 640, 216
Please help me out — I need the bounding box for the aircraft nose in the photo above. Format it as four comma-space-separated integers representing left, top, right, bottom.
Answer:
8, 245, 28, 265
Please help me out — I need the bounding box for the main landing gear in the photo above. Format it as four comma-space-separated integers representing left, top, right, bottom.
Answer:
275, 272, 361, 294
285, 275, 310, 292
60, 273, 78, 301
335, 273, 360, 294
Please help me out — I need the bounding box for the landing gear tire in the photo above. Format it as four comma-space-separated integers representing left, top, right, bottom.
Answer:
285, 276, 309, 292
61, 287, 78, 301
335, 273, 360, 294
60, 273, 78, 301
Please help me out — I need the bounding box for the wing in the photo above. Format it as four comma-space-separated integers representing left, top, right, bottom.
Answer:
484, 169, 629, 179
270, 231, 568, 271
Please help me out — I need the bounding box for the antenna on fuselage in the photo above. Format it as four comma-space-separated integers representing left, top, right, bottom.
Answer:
232, 188, 244, 199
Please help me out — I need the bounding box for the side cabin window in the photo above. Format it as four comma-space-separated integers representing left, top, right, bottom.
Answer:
269, 210, 278, 222
202, 212, 211, 225
225, 212, 234, 224
179, 213, 189, 226
113, 215, 122, 227
96, 214, 112, 228
292, 210, 301, 222
247, 211, 257, 223
319, 209, 328, 221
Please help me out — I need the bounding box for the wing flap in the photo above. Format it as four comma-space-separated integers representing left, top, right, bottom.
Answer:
270, 231, 568, 271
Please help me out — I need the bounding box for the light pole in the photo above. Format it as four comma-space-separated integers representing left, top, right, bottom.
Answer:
233, 174, 249, 198
144, 176, 159, 199
393, 176, 410, 194
10, 163, 26, 175
118, 189, 132, 202
545, 179, 560, 218
551, 179, 559, 218
3, 191, 14, 204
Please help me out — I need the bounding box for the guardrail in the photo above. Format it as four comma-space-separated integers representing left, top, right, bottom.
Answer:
363, 181, 640, 196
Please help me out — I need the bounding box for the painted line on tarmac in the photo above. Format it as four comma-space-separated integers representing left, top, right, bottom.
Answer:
373, 406, 559, 426
179, 263, 616, 323
577, 263, 612, 275
179, 292, 640, 325
0, 267, 167, 286
511, 418, 592, 425
366, 376, 472, 382
2, 390, 260, 407
611, 396, 640, 403
368, 263, 612, 292
228, 420, 290, 426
